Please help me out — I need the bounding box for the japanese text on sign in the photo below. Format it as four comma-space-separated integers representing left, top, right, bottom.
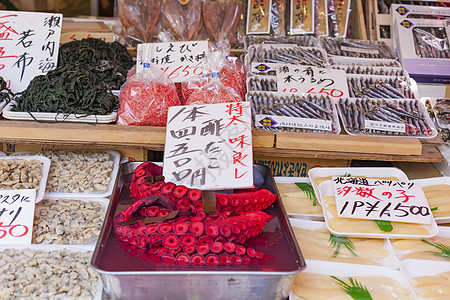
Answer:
0, 11, 62, 93
0, 189, 36, 244
276, 64, 349, 99
136, 41, 208, 82
365, 120, 406, 133
290, 0, 314, 34
255, 114, 332, 131
163, 102, 253, 190
333, 176, 432, 224
246, 0, 273, 34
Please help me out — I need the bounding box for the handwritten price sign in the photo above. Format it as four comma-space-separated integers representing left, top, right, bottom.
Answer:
0, 189, 36, 244
333, 177, 432, 224
276, 64, 349, 99
136, 41, 208, 82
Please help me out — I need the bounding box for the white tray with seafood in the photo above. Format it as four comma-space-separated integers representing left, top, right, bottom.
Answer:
0, 155, 51, 202
308, 167, 409, 204
319, 180, 439, 239
289, 218, 398, 268
412, 176, 450, 224
2, 101, 117, 123
289, 259, 415, 300
422, 97, 450, 130
328, 56, 402, 67
0, 244, 102, 300
275, 177, 323, 220
389, 226, 450, 262
11, 150, 121, 198
33, 197, 109, 245
0, 100, 6, 113
401, 259, 450, 300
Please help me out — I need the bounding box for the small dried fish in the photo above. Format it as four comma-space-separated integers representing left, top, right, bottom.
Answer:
332, 65, 406, 76
248, 45, 327, 67
321, 37, 397, 59
248, 76, 277, 92
347, 77, 413, 99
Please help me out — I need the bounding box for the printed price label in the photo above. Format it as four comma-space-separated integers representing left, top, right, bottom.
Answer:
0, 11, 62, 93
136, 41, 208, 82
365, 120, 406, 133
255, 114, 332, 131
333, 176, 432, 224
340, 46, 380, 55
246, 0, 273, 34
276, 64, 349, 99
164, 102, 253, 190
0, 189, 36, 244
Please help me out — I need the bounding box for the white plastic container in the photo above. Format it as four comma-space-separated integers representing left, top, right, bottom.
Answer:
412, 176, 450, 224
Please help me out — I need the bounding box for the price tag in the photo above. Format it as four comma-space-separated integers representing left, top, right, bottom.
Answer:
365, 120, 406, 133
136, 41, 208, 82
0, 189, 36, 244
163, 102, 253, 190
333, 177, 432, 224
246, 0, 273, 34
289, 0, 314, 35
276, 64, 349, 99
0, 11, 62, 93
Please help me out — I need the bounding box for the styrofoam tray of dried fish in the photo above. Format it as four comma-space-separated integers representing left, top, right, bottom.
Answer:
244, 35, 320, 49
10, 150, 120, 198
331, 64, 408, 77
320, 37, 397, 59
245, 44, 329, 67
247, 91, 341, 134
422, 97, 450, 130
329, 56, 402, 67
290, 259, 416, 300
246, 75, 277, 92
0, 155, 51, 202
400, 259, 450, 300
0, 244, 102, 300
337, 98, 437, 139
274, 177, 323, 220
411, 177, 450, 224
289, 218, 399, 268
346, 75, 417, 99
33, 197, 108, 245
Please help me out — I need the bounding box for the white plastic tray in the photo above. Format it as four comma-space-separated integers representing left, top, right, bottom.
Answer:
0, 99, 6, 113
329, 56, 402, 67
319, 180, 439, 239
11, 150, 121, 198
0, 151, 5, 156
290, 259, 415, 300
275, 177, 323, 220
412, 176, 450, 224
0, 244, 102, 300
0, 155, 51, 202
289, 218, 398, 268
421, 97, 450, 130
2, 102, 117, 123
308, 167, 409, 204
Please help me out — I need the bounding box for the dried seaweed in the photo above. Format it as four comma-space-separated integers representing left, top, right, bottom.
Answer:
0, 76, 14, 104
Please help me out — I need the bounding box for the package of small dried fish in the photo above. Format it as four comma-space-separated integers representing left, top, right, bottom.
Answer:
346, 75, 416, 99
337, 98, 437, 138
331, 65, 407, 77
320, 37, 397, 59
244, 35, 320, 49
329, 56, 402, 67
247, 75, 278, 92
412, 26, 450, 59
424, 98, 450, 129
248, 91, 341, 134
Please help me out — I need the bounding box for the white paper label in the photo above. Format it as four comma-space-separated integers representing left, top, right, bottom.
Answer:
333, 176, 432, 224
0, 189, 36, 244
364, 120, 406, 133
136, 41, 208, 82
164, 102, 253, 190
276, 64, 349, 99
340, 46, 380, 55
0, 11, 62, 93
256, 114, 332, 131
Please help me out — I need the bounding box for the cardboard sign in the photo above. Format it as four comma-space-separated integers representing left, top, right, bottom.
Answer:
246, 0, 272, 34
0, 11, 62, 93
333, 176, 432, 224
136, 41, 208, 82
0, 189, 36, 244
164, 102, 253, 190
289, 0, 314, 35
276, 64, 349, 99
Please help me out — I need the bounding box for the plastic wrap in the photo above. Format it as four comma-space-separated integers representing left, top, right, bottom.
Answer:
245, 35, 320, 49
346, 75, 414, 99
286, 0, 316, 35
412, 26, 450, 59
326, 0, 351, 37
117, 65, 181, 126
320, 37, 397, 59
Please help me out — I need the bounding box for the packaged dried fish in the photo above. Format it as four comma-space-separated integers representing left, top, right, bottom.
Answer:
346, 76, 415, 99
247, 75, 278, 92
326, 0, 351, 37
331, 65, 407, 77
329, 56, 402, 67
287, 0, 316, 35
337, 98, 437, 138
320, 37, 397, 59
245, 35, 320, 49
412, 26, 450, 59
248, 91, 341, 134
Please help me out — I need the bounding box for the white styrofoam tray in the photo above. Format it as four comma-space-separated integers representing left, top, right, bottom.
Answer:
319, 180, 438, 239
11, 150, 121, 198
2, 101, 117, 123
289, 218, 398, 269
412, 176, 450, 224
0, 155, 51, 202
0, 151, 6, 156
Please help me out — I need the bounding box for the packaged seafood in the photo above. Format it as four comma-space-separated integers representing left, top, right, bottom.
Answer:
401, 259, 450, 300
0, 156, 51, 202
337, 98, 437, 138
275, 177, 323, 220
326, 0, 351, 37
423, 98, 450, 130
331, 65, 407, 77
246, 75, 278, 92
248, 91, 341, 134
290, 219, 398, 268
92, 162, 305, 300
412, 176, 450, 223
290, 259, 414, 300
320, 37, 397, 59
286, 0, 316, 35
245, 0, 285, 36
319, 180, 438, 239
329, 56, 402, 67
346, 75, 415, 99
391, 226, 450, 262
244, 35, 320, 49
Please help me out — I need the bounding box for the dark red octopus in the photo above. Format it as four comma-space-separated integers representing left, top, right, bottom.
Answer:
113, 162, 277, 266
